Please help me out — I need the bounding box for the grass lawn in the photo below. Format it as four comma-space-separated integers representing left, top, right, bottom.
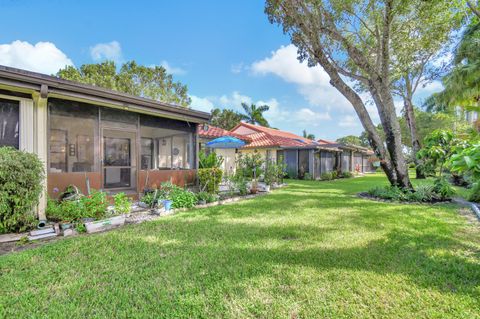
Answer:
1, 174, 480, 318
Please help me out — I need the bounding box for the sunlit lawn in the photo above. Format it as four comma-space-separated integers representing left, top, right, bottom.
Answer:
1, 174, 479, 318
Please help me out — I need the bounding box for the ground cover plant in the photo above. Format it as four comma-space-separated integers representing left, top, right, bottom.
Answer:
1, 174, 479, 318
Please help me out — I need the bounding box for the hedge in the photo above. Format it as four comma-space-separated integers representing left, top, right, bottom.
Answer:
0, 147, 45, 233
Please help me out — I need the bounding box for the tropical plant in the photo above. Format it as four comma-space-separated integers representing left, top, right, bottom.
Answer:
0, 147, 45, 233
240, 103, 270, 127
417, 130, 469, 177
199, 150, 224, 169
236, 153, 265, 180
424, 21, 480, 114
450, 143, 480, 201
57, 60, 191, 106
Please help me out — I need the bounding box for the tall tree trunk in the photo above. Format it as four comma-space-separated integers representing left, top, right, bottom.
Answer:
369, 80, 412, 189
403, 97, 425, 179
311, 49, 398, 185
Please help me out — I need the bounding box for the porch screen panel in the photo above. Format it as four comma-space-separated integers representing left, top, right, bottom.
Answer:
354, 153, 363, 172
284, 150, 298, 178
0, 99, 19, 149
298, 150, 310, 178
49, 99, 99, 173
341, 151, 350, 172
140, 114, 195, 170
319, 151, 333, 173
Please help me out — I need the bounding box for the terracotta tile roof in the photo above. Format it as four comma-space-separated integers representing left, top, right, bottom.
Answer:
317, 138, 336, 145
231, 122, 320, 148
197, 125, 251, 142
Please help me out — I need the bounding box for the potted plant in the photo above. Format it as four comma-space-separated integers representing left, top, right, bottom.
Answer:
196, 191, 210, 205
84, 193, 129, 234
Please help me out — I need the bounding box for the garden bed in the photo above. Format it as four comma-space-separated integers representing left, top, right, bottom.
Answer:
0, 190, 272, 255
357, 192, 451, 205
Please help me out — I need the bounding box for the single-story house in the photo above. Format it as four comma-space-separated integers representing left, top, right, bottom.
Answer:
230, 122, 344, 179
0, 65, 210, 220
197, 124, 251, 175
319, 141, 377, 173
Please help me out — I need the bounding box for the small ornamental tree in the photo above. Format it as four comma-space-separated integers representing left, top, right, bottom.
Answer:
450, 143, 480, 201
0, 147, 45, 233
417, 130, 469, 177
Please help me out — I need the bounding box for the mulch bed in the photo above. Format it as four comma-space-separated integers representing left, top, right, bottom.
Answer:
357, 192, 451, 205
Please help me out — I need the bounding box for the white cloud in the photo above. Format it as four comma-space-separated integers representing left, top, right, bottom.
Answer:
160, 60, 186, 75
251, 44, 353, 112
231, 62, 246, 74
295, 108, 331, 126
190, 95, 214, 112
338, 115, 360, 128
0, 40, 74, 74
219, 91, 253, 109
90, 41, 122, 63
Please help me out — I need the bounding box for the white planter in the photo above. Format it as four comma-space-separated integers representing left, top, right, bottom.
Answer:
85, 215, 126, 234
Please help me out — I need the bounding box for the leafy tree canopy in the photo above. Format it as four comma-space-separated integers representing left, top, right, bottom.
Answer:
210, 108, 243, 130
56, 60, 191, 107
336, 135, 369, 147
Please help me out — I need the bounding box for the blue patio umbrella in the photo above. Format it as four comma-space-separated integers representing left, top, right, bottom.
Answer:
206, 136, 245, 149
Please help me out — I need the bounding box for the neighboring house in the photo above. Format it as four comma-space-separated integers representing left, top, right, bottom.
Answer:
0, 65, 210, 220
320, 141, 376, 174
197, 124, 251, 176
231, 122, 342, 179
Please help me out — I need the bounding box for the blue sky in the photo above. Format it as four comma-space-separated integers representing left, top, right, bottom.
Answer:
0, 0, 442, 140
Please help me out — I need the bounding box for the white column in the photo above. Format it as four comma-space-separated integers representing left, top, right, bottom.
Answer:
33, 93, 48, 220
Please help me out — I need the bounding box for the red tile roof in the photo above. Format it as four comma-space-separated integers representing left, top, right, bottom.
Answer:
231, 122, 319, 149
197, 125, 251, 142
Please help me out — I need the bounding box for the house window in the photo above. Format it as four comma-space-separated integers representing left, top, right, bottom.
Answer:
48, 99, 99, 173
0, 99, 20, 149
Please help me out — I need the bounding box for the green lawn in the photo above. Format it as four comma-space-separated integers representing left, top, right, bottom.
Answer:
1, 174, 480, 318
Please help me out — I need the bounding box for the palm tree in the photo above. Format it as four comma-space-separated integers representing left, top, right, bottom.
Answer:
425, 21, 480, 113
302, 129, 315, 140
240, 103, 270, 127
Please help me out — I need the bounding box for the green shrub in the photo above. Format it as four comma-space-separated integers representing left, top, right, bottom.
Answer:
47, 190, 109, 222
432, 177, 456, 200
0, 147, 45, 233
231, 173, 249, 195
170, 188, 197, 208
367, 180, 454, 203
195, 191, 210, 203
198, 167, 223, 193
320, 172, 333, 181
331, 171, 338, 179
304, 172, 313, 180
196, 191, 218, 203
469, 183, 480, 202
341, 171, 353, 178
113, 193, 131, 215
